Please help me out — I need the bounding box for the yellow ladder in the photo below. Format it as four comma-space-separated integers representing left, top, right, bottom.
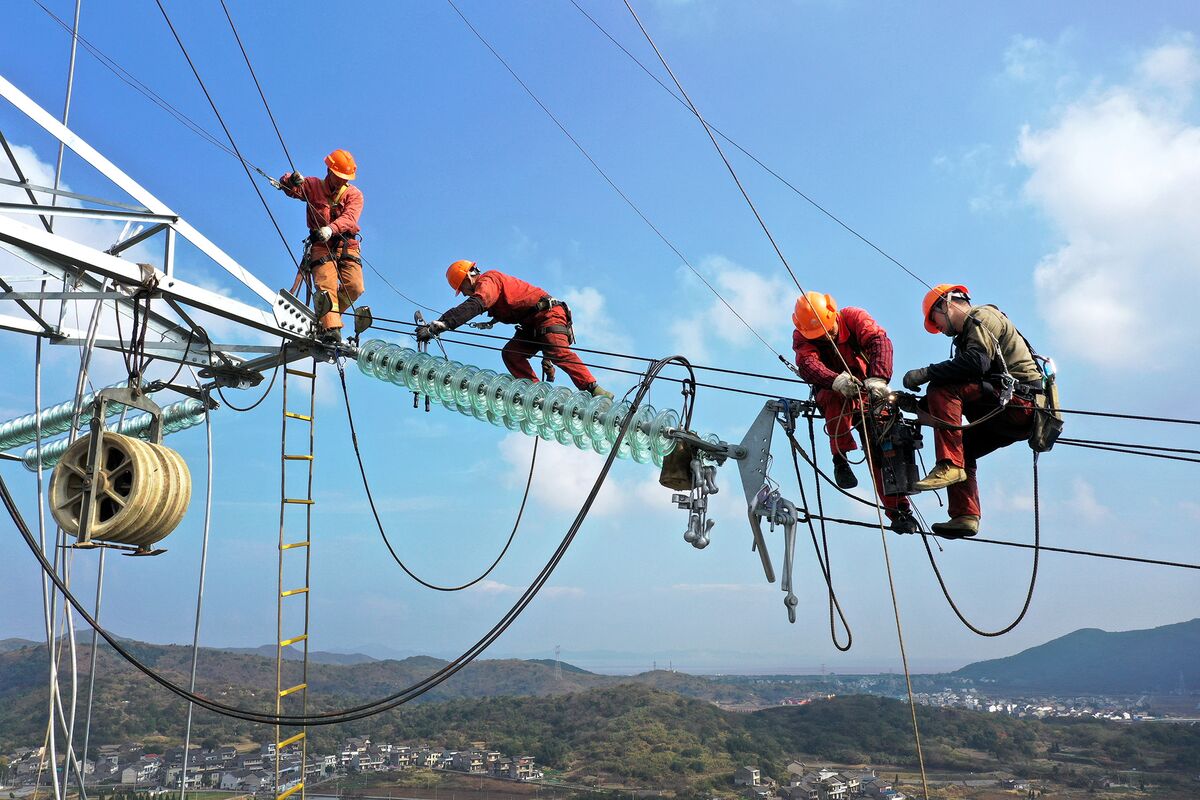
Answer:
276, 357, 316, 800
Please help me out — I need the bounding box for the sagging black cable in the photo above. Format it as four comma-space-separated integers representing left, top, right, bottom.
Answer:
336, 360, 537, 591
917, 453, 1041, 637
1059, 437, 1199, 455
781, 419, 852, 651
4, 354, 688, 725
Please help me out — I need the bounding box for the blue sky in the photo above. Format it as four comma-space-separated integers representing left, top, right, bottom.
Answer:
1, 0, 1198, 674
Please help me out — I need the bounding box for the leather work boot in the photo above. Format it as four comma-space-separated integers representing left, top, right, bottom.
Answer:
832, 454, 858, 489
590, 384, 615, 400
930, 515, 980, 539
888, 509, 920, 534
913, 461, 967, 492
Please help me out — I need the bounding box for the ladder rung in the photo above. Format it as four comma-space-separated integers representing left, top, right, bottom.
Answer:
279, 682, 307, 698
280, 634, 308, 647
277, 781, 305, 800
286, 368, 315, 379
277, 731, 306, 749
280, 540, 310, 550
281, 587, 309, 597
283, 454, 314, 461
283, 498, 314, 505
284, 412, 313, 422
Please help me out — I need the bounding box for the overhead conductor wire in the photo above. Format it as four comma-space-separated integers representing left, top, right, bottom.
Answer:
443, 0, 784, 363
619, 3, 928, 795
152, 0, 298, 269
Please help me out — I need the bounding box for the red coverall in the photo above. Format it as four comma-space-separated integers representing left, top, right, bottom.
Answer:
280, 173, 364, 330
792, 307, 909, 517
925, 386, 1034, 519
470, 271, 598, 390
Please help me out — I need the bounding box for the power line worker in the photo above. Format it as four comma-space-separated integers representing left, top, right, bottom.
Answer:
278, 149, 363, 342
417, 260, 615, 399
902, 284, 1041, 538
791, 291, 918, 534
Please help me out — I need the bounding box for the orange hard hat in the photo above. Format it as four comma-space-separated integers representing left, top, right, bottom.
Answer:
792, 291, 839, 340
446, 260, 477, 294
922, 283, 970, 334
325, 149, 357, 180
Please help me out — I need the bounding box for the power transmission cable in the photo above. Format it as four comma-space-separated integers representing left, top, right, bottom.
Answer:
2, 356, 689, 726
218, 0, 296, 175
443, 0, 784, 364
1058, 437, 1199, 455
568, 0, 932, 290
1058, 440, 1200, 465
152, 0, 298, 268
336, 360, 538, 591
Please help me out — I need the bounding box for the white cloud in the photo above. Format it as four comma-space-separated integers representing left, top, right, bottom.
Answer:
560, 285, 634, 358
465, 579, 582, 599
1065, 478, 1109, 524
670, 583, 760, 593
1136, 34, 1200, 95
1017, 39, 1200, 367
669, 256, 792, 361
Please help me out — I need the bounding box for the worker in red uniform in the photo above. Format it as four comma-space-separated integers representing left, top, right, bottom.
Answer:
791, 291, 917, 534
277, 149, 364, 342
901, 284, 1041, 538
417, 261, 615, 399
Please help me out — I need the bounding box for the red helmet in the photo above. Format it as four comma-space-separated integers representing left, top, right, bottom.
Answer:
325, 149, 357, 180
446, 260, 477, 294
922, 284, 969, 333
792, 291, 839, 340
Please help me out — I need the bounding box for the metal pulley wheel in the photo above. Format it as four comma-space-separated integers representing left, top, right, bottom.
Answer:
48, 432, 192, 547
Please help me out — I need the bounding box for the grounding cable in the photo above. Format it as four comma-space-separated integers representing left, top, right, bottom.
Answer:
336, 359, 538, 592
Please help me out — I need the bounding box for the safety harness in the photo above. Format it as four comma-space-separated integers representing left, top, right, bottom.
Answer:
303, 183, 363, 270
516, 296, 576, 345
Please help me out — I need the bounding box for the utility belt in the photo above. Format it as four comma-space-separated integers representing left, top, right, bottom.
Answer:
303, 231, 362, 271
981, 377, 1042, 403
516, 296, 575, 344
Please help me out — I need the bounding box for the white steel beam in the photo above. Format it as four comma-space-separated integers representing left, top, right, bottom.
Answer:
0, 74, 279, 305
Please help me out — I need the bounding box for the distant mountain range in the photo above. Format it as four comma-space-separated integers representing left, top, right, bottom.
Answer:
953, 618, 1200, 693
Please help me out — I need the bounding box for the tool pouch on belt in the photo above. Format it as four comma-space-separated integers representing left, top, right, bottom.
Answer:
659, 435, 698, 490
1029, 362, 1064, 453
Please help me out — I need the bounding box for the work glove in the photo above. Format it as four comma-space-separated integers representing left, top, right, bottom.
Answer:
315, 226, 333, 242
415, 320, 447, 343
864, 377, 891, 402
268, 176, 283, 190
286, 172, 304, 188
831, 371, 862, 399
902, 367, 930, 392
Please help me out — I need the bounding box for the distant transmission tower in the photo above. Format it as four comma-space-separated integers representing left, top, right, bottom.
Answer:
554, 645, 562, 682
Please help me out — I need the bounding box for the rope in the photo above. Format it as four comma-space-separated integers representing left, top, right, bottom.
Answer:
336, 361, 537, 591
179, 396, 214, 800
152, 0, 298, 268
443, 0, 785, 365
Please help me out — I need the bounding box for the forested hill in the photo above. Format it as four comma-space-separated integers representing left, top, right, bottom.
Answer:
953, 618, 1200, 693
